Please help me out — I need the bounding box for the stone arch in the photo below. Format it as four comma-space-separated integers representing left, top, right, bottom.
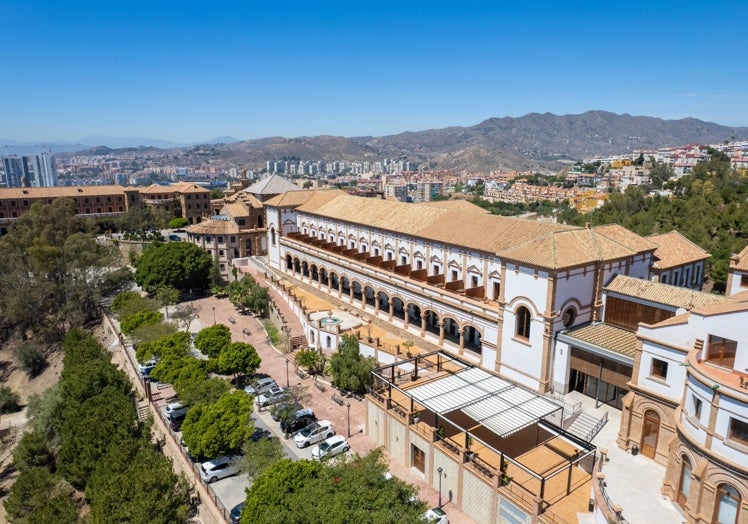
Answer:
319, 266, 329, 286
292, 257, 301, 275
301, 260, 310, 278
340, 275, 351, 296
310, 263, 319, 282
462, 323, 483, 354
406, 300, 422, 326
285, 254, 293, 271
329, 271, 340, 291
351, 280, 364, 303
506, 296, 542, 317
441, 315, 461, 345
391, 296, 406, 322
377, 290, 390, 314
363, 285, 376, 308
421, 308, 440, 337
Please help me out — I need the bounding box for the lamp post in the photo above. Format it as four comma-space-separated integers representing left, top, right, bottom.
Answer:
212, 306, 216, 326
437, 466, 443, 508
347, 402, 351, 437
285, 359, 290, 388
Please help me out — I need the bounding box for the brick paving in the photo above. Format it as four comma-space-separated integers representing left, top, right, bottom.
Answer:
181, 264, 475, 524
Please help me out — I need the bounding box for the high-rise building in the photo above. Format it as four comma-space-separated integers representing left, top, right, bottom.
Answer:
32, 153, 58, 187
2, 156, 31, 188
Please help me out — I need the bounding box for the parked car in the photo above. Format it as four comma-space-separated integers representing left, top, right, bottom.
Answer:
199, 456, 240, 483
168, 234, 182, 242
229, 501, 245, 524
422, 507, 449, 524
165, 400, 185, 415
138, 358, 158, 378
168, 410, 187, 431
280, 408, 316, 434
271, 401, 301, 422
244, 377, 277, 397
293, 420, 334, 448
311, 435, 350, 461
257, 386, 287, 408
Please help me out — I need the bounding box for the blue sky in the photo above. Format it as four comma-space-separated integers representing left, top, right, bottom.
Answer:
3, 0, 747, 143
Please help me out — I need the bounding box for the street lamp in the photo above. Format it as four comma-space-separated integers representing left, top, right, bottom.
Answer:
285, 359, 290, 388
347, 402, 351, 437
212, 306, 216, 326
437, 466, 443, 508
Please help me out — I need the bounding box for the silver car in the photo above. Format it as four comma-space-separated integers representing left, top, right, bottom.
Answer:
199, 456, 240, 483
257, 386, 287, 408
293, 420, 334, 448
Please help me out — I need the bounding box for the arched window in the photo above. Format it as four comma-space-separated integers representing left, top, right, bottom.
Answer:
270, 228, 276, 246
713, 484, 740, 524
516, 306, 531, 339
562, 307, 576, 328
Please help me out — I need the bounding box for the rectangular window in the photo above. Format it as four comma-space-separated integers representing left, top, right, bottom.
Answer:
651, 358, 668, 380
471, 275, 478, 288
433, 264, 439, 275
728, 418, 748, 447
692, 395, 702, 420
451, 270, 458, 281
661, 274, 668, 284
416, 260, 423, 270
742, 274, 748, 288
218, 236, 224, 243
411, 444, 425, 473
230, 236, 236, 243
706, 335, 737, 368
494, 282, 501, 300
401, 256, 407, 265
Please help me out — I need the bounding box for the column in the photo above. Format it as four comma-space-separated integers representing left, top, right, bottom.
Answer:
459, 327, 465, 355
438, 319, 445, 345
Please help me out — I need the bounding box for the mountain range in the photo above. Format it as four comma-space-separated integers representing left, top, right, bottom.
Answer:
4, 111, 747, 172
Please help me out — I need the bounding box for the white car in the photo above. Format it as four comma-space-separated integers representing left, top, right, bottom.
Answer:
244, 377, 276, 397
199, 456, 240, 483
311, 435, 349, 461
423, 508, 448, 524
293, 420, 334, 448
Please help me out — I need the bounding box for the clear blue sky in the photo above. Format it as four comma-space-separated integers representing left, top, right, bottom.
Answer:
3, 0, 747, 143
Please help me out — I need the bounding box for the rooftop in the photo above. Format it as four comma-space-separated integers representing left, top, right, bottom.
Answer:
605, 274, 728, 311
648, 230, 710, 269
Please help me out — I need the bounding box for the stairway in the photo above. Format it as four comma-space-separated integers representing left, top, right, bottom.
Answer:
137, 401, 151, 422
567, 411, 607, 442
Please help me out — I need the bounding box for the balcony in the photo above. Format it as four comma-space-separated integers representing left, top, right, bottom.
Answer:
282, 233, 498, 315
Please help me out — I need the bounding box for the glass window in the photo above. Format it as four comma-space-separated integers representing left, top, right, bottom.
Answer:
516, 306, 531, 339
692, 395, 703, 420
728, 418, 748, 447
713, 484, 740, 524
651, 358, 668, 380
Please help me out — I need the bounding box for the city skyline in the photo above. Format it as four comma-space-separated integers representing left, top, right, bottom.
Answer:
4, 1, 747, 143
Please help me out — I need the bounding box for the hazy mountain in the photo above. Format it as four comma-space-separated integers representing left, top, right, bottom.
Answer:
219, 111, 747, 172
5, 112, 746, 171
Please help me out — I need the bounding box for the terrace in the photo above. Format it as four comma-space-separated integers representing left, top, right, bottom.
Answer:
368, 351, 596, 522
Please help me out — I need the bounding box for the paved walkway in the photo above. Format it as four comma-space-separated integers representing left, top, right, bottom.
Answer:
567, 392, 685, 524
184, 264, 475, 524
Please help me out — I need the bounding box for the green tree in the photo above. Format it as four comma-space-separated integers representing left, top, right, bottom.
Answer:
12, 431, 55, 472
117, 205, 169, 240
240, 434, 285, 482
181, 390, 253, 458
329, 335, 376, 394
171, 302, 201, 331
136, 330, 191, 363
87, 441, 190, 524
157, 285, 180, 318
194, 324, 231, 359
218, 342, 261, 381
168, 216, 189, 229
209, 188, 225, 200
111, 290, 159, 319
120, 309, 163, 336
134, 241, 212, 293
295, 348, 324, 375
0, 198, 116, 341
3, 467, 79, 524
27, 385, 63, 448
242, 450, 425, 524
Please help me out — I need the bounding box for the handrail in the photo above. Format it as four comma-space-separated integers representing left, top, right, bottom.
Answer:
587, 411, 608, 442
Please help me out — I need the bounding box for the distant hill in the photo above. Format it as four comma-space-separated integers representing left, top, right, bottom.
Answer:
5, 112, 746, 171
217, 111, 747, 172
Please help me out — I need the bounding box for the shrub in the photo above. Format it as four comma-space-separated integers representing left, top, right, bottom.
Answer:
0, 386, 21, 414
120, 310, 163, 336
16, 341, 48, 377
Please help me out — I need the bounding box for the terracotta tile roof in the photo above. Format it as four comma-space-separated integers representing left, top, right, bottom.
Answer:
730, 244, 748, 272
419, 199, 490, 214
265, 189, 342, 208
169, 181, 209, 193
605, 275, 728, 310
648, 231, 710, 269
186, 218, 239, 235
224, 191, 263, 209
0, 185, 126, 198
650, 313, 690, 327
564, 323, 637, 358
692, 290, 748, 316
222, 202, 250, 218
284, 192, 660, 270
